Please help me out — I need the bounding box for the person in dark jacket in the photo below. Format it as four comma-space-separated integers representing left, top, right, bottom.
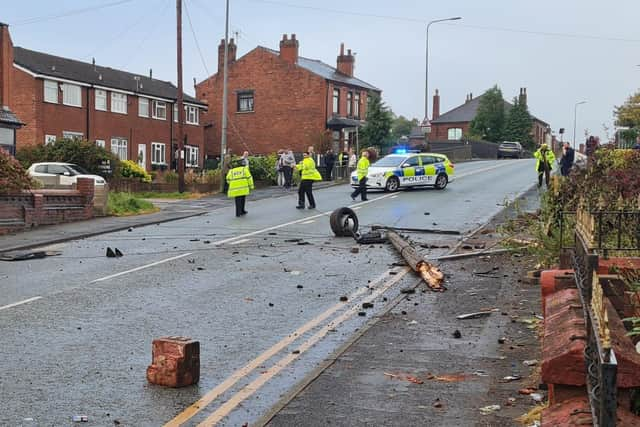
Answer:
324, 149, 336, 181
560, 142, 575, 176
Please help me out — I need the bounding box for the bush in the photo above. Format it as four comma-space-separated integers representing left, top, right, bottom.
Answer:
247, 154, 278, 183
0, 148, 35, 194
119, 160, 152, 183
204, 169, 220, 185
16, 138, 120, 177
162, 171, 178, 184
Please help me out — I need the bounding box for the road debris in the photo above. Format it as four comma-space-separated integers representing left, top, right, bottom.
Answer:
383, 372, 424, 384
400, 287, 416, 294
456, 309, 499, 320
530, 393, 543, 403
502, 375, 522, 382
362, 302, 374, 309
387, 231, 445, 291
523, 359, 538, 366
452, 330, 462, 339
358, 311, 366, 316
106, 247, 123, 258
350, 247, 360, 254
372, 225, 460, 235
0, 250, 62, 261
518, 387, 538, 395
72, 415, 89, 422
433, 399, 443, 408
479, 405, 501, 415
296, 285, 304, 289
407, 320, 418, 325
339, 296, 348, 302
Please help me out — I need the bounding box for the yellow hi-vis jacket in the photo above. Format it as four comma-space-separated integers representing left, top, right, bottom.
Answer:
356, 156, 370, 180
226, 166, 254, 198
534, 149, 556, 171
296, 157, 322, 181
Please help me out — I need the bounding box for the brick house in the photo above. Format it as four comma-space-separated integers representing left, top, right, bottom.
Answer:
0, 23, 207, 171
195, 34, 380, 156
430, 88, 550, 146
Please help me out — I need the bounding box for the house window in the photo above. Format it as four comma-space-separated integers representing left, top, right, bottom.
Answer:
332, 89, 340, 114
447, 128, 463, 140
95, 139, 106, 148
45, 134, 57, 145
110, 137, 128, 160
186, 106, 199, 124
0, 128, 15, 155
152, 100, 166, 120
347, 92, 353, 116
186, 145, 199, 167
62, 83, 82, 107
138, 97, 149, 117
44, 80, 58, 103
151, 142, 166, 165
237, 91, 254, 112
62, 131, 83, 140
173, 103, 178, 122
111, 93, 127, 114
354, 93, 360, 118
95, 89, 107, 111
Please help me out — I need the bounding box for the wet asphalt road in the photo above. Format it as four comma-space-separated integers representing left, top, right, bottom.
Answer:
0, 159, 534, 426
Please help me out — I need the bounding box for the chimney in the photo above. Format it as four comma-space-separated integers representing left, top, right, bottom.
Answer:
519, 87, 527, 106
279, 34, 299, 64
149, 68, 153, 79
0, 22, 13, 110
432, 89, 440, 120
336, 43, 355, 77
218, 37, 237, 73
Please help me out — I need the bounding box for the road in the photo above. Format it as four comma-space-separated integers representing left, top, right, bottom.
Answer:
0, 159, 535, 426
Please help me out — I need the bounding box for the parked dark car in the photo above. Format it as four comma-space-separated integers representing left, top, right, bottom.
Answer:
497, 141, 523, 159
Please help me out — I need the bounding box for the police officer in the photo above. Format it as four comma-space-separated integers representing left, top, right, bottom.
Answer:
296, 151, 322, 209
226, 159, 254, 217
534, 143, 556, 188
351, 150, 370, 201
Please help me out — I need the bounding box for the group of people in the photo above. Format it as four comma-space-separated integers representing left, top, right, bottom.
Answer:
224, 147, 372, 217
533, 142, 575, 188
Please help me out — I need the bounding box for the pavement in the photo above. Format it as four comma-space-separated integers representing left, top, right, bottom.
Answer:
0, 159, 538, 426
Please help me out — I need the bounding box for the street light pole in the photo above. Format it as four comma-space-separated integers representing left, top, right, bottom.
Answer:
424, 16, 461, 124
219, 0, 230, 193
573, 101, 587, 150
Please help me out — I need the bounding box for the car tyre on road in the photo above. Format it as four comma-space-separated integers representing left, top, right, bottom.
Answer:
330, 207, 359, 237
385, 176, 400, 192
435, 174, 448, 190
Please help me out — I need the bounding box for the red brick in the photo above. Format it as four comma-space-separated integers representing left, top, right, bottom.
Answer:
540, 269, 575, 313
604, 298, 640, 388
598, 257, 640, 275
146, 336, 199, 388
542, 396, 640, 427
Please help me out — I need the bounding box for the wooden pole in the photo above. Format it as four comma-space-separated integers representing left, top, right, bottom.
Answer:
387, 231, 445, 291
176, 0, 185, 193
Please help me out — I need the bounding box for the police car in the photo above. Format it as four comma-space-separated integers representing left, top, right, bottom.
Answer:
351, 151, 454, 192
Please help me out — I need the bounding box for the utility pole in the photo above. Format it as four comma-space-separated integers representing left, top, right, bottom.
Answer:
219, 0, 230, 192
176, 0, 185, 193
573, 101, 587, 150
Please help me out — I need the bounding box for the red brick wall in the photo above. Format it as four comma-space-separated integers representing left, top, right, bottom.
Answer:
430, 121, 470, 141
12, 67, 37, 145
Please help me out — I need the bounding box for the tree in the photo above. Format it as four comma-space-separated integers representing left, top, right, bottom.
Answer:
469, 85, 505, 142
0, 147, 34, 194
503, 96, 534, 149
614, 90, 640, 129
390, 114, 419, 140
360, 94, 393, 152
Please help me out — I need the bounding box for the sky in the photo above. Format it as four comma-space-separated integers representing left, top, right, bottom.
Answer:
4, 0, 640, 143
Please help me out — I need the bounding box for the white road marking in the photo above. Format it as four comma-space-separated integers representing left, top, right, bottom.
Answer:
230, 238, 251, 245
300, 219, 315, 224
390, 195, 398, 199
352, 206, 362, 210
0, 296, 42, 312
90, 252, 193, 283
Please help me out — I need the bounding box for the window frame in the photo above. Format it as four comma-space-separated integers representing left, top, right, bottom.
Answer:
95, 139, 106, 148
186, 105, 199, 125
447, 128, 463, 141
185, 145, 199, 168
151, 142, 166, 165
138, 97, 150, 118
111, 92, 128, 114
44, 134, 57, 145
346, 91, 353, 117
110, 137, 128, 160
354, 93, 360, 119
62, 131, 84, 140
332, 89, 340, 114
61, 83, 82, 107
95, 89, 107, 111
152, 100, 167, 120
237, 91, 255, 113
44, 80, 58, 104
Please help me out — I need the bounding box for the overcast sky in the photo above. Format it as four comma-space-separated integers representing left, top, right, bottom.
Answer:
5, 0, 640, 142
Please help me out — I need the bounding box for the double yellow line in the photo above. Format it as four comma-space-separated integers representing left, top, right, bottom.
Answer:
165, 267, 410, 426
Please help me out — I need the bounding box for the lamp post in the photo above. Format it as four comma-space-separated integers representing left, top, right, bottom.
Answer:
573, 101, 587, 150
424, 16, 462, 125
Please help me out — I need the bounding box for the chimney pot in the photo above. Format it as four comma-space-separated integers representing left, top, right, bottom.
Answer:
340, 43, 344, 55
149, 68, 153, 79
291, 34, 296, 40
282, 34, 288, 41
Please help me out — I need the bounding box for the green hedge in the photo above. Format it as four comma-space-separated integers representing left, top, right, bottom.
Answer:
0, 147, 34, 194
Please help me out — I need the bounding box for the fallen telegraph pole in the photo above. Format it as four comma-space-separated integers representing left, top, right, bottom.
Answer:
387, 231, 445, 292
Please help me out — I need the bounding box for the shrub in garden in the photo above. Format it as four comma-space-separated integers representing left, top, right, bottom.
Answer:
162, 171, 179, 184
0, 147, 34, 194
119, 160, 152, 183
247, 154, 278, 184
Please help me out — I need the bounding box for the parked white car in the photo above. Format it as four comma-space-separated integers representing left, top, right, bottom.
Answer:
27, 162, 106, 186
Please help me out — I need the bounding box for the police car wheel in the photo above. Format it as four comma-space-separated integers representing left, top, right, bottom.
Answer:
435, 174, 448, 190
385, 176, 400, 192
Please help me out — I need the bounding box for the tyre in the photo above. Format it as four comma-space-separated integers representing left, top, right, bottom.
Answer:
330, 207, 359, 237
384, 176, 400, 192
434, 174, 448, 190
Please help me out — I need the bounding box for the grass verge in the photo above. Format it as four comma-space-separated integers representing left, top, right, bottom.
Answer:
108, 192, 160, 216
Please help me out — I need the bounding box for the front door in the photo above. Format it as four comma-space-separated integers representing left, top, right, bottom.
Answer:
137, 144, 146, 170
